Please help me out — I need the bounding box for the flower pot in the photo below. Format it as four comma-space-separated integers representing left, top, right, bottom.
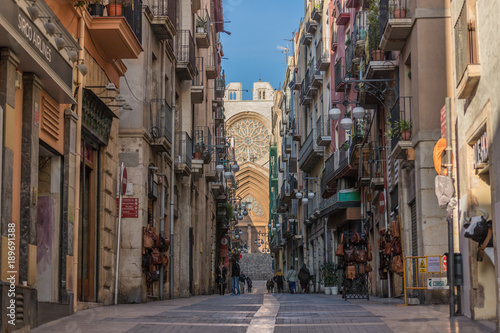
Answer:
331, 286, 339, 295
324, 286, 331, 295
193, 151, 202, 159
371, 50, 384, 61
394, 8, 406, 19
107, 3, 123, 16
400, 130, 411, 141
88, 3, 105, 16
196, 27, 206, 33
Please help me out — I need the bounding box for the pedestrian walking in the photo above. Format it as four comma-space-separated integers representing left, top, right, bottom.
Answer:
239, 271, 246, 294
266, 278, 274, 293
298, 264, 311, 293
286, 266, 299, 294
247, 276, 252, 293
231, 260, 241, 295
274, 269, 285, 293
217, 262, 227, 295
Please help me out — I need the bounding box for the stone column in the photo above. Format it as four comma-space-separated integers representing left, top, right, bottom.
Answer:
19, 73, 43, 284
247, 225, 252, 253
60, 108, 78, 305
0, 49, 19, 280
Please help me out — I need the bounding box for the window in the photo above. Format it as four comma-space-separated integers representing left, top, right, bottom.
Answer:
454, 0, 478, 83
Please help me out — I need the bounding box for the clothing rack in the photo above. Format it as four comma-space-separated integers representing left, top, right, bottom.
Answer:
340, 231, 370, 300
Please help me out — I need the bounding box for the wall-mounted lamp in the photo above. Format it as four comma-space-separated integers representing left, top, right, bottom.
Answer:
76, 59, 88, 76
86, 83, 118, 91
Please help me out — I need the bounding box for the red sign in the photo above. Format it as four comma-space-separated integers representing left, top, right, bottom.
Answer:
116, 198, 139, 218
440, 105, 446, 138
379, 192, 385, 214
121, 167, 127, 195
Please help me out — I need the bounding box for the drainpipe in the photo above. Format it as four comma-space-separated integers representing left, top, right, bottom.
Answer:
169, 35, 176, 299
73, 11, 85, 312
159, 40, 166, 301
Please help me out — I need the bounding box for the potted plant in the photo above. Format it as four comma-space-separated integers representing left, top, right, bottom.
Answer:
194, 138, 204, 159
196, 14, 207, 33
395, 119, 412, 140
393, 0, 407, 18
107, 0, 131, 16
322, 262, 338, 295
367, 0, 383, 61
88, 1, 105, 16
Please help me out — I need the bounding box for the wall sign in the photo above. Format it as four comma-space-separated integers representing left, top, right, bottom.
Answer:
116, 198, 139, 218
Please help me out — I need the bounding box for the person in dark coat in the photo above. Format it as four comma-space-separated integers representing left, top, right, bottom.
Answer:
231, 260, 241, 295
274, 269, 285, 293
298, 264, 312, 293
217, 262, 227, 295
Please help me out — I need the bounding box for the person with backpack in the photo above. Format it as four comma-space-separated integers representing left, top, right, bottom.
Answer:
274, 269, 285, 293
239, 271, 246, 294
231, 260, 241, 295
286, 266, 299, 294
298, 264, 311, 294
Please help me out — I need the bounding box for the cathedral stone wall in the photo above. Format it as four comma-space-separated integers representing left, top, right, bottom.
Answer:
239, 253, 274, 281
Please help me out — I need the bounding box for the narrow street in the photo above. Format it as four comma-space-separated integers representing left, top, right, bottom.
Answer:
33, 281, 493, 333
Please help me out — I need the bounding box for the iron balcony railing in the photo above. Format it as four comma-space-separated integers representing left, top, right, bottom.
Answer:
215, 76, 225, 98
322, 149, 349, 190
390, 96, 413, 151
193, 56, 203, 86
150, 0, 177, 29
317, 37, 331, 68
149, 99, 173, 144
334, 57, 345, 90
175, 131, 192, 169
107, 0, 143, 42
454, 2, 478, 83
381, 0, 412, 35
316, 115, 331, 141
176, 30, 195, 68
292, 115, 302, 140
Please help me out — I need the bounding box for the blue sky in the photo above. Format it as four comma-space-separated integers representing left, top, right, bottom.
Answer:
221, 0, 303, 100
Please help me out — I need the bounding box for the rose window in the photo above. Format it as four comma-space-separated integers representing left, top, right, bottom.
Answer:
227, 119, 271, 164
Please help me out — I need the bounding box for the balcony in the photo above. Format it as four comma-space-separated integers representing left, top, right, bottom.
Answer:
191, 57, 204, 104
175, 30, 196, 80
86, 0, 143, 60
149, 99, 173, 153
318, 190, 361, 218
205, 159, 218, 182
305, 68, 317, 97
82, 89, 118, 147
292, 115, 302, 142
309, 62, 323, 88
369, 148, 385, 191
300, 33, 313, 46
305, 20, 318, 34
380, 0, 412, 52
292, 71, 301, 91
321, 149, 354, 196
284, 134, 292, 154
335, 0, 351, 26
206, 53, 217, 80
316, 115, 331, 146
214, 107, 224, 128
317, 37, 331, 71
366, 25, 396, 79
215, 77, 226, 98
334, 58, 345, 92
195, 10, 210, 48
455, 3, 480, 100
390, 97, 414, 159
299, 128, 323, 173
331, 29, 338, 52
311, 3, 323, 21
149, 0, 177, 40
174, 131, 192, 176
300, 80, 312, 106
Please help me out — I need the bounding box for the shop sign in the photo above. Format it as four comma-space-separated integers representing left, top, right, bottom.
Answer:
428, 277, 448, 290
1, 0, 73, 89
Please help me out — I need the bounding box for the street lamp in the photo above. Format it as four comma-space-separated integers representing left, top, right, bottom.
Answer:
328, 105, 342, 120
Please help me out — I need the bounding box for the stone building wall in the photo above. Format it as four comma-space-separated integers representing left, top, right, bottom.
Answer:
239, 253, 273, 281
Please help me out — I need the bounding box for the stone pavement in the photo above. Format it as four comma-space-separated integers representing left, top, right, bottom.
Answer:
31, 281, 495, 333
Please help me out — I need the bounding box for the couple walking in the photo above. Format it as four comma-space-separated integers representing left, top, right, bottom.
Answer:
274, 265, 311, 294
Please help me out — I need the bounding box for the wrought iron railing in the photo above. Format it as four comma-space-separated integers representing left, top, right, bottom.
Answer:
176, 30, 195, 67
454, 2, 478, 83
107, 0, 142, 42
381, 0, 411, 33
82, 88, 116, 146
149, 99, 172, 144
316, 115, 331, 141
215, 76, 225, 98
150, 0, 177, 30
390, 96, 412, 151
298, 128, 317, 167
334, 57, 345, 89
193, 56, 203, 86
175, 131, 192, 169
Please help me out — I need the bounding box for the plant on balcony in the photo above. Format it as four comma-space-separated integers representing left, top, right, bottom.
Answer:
321, 262, 338, 287
341, 140, 349, 151
392, 0, 408, 19
88, 1, 104, 16
194, 137, 204, 159
367, 0, 383, 61
395, 119, 412, 140
196, 14, 207, 33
